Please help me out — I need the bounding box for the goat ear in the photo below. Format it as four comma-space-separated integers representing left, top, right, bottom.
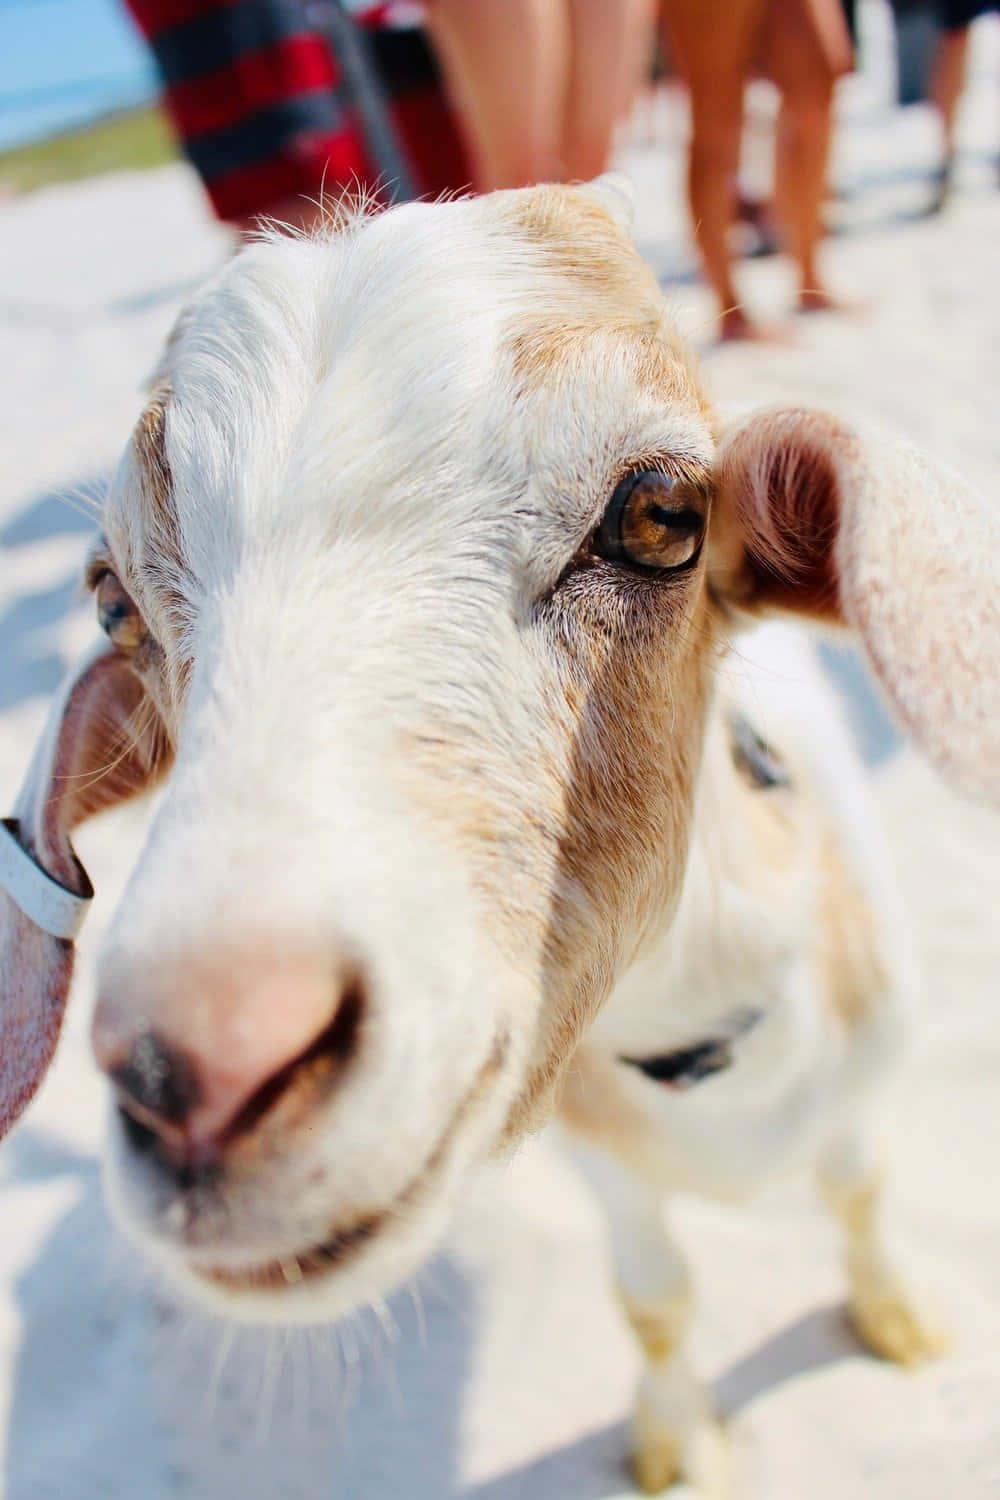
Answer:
0, 641, 170, 1139
707, 406, 1000, 803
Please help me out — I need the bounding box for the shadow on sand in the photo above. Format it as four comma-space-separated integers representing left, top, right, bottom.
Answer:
4, 1126, 870, 1500
0, 479, 103, 712
4, 1126, 475, 1500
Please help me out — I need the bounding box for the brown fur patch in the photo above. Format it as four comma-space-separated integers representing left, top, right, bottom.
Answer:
505, 186, 710, 418
397, 566, 716, 1146
133, 385, 184, 577
395, 188, 725, 1137
125, 385, 195, 724
555, 1040, 656, 1165
516, 583, 713, 1135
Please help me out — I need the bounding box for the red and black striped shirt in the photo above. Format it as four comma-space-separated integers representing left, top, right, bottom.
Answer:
125, 0, 471, 221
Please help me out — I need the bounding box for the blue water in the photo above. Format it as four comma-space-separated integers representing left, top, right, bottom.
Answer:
0, 0, 158, 151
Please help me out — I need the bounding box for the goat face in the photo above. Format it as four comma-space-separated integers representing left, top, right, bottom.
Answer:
20, 180, 717, 1316
2, 179, 996, 1320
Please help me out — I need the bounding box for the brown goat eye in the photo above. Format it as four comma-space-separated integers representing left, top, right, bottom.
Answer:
96, 571, 144, 650
593, 470, 706, 572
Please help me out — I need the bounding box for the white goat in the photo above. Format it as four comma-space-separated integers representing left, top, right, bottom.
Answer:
1, 177, 997, 1494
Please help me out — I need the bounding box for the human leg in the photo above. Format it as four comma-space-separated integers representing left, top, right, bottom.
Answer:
929, 24, 971, 208
764, 0, 851, 307
424, 0, 568, 188
563, 0, 658, 180
662, 0, 767, 337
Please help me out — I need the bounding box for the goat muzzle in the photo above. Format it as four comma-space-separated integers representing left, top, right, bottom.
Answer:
93, 953, 367, 1169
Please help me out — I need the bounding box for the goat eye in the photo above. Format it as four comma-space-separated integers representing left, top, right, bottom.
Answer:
593, 471, 706, 572
96, 571, 144, 650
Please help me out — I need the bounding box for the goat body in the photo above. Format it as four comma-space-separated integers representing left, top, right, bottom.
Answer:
561, 621, 937, 1489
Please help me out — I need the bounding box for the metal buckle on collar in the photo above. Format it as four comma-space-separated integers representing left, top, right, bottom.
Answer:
0, 818, 93, 942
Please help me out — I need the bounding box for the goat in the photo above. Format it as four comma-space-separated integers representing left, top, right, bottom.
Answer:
1, 177, 997, 1494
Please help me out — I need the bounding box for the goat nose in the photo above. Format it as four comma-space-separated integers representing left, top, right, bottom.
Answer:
92, 951, 365, 1161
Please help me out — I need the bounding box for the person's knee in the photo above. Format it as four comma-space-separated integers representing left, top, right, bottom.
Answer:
779, 82, 834, 139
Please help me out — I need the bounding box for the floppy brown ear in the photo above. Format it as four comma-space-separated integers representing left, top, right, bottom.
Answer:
707, 407, 1000, 803
0, 641, 170, 1139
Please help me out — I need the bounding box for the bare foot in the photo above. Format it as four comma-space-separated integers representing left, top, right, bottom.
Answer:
718, 306, 794, 343
798, 285, 869, 317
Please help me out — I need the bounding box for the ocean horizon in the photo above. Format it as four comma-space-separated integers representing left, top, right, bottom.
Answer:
0, 0, 158, 152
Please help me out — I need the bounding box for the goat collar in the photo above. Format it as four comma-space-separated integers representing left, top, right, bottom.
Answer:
619, 1007, 763, 1090
0, 819, 92, 941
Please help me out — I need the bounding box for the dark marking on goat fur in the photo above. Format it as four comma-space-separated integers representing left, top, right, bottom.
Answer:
729, 711, 792, 791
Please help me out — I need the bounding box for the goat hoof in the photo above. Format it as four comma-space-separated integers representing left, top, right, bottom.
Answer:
849, 1287, 948, 1367
631, 1417, 729, 1496
632, 1430, 682, 1493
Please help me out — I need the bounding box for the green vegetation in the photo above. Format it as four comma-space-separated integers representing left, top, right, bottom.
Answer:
0, 106, 178, 195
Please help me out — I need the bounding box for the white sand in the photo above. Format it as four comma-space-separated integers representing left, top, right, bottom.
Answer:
2, 35, 1000, 1498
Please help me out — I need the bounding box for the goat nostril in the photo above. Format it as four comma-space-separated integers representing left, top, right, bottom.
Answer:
326, 970, 365, 1063
115, 1099, 223, 1186
109, 1029, 201, 1128
109, 969, 367, 1171
219, 969, 366, 1146
116, 1101, 159, 1157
